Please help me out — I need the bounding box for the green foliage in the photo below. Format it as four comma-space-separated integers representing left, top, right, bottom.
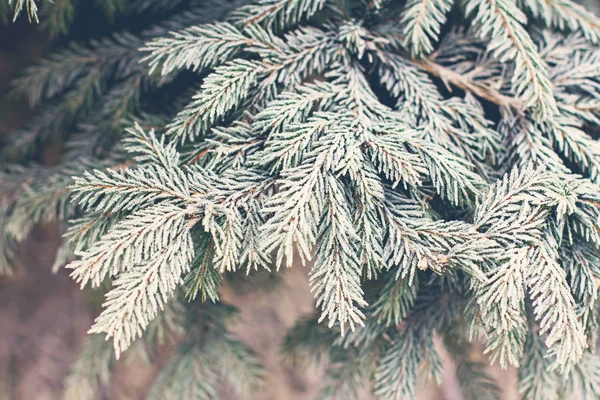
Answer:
3, 0, 600, 397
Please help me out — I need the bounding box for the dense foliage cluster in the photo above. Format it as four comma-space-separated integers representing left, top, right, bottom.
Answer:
2, 0, 600, 398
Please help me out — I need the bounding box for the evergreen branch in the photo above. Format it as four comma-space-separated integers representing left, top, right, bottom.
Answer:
206, 334, 265, 394
239, 198, 272, 272
201, 204, 244, 273
377, 52, 444, 121
412, 141, 485, 206
523, 0, 600, 44
350, 162, 386, 279
365, 133, 427, 189
88, 225, 194, 358
381, 190, 489, 280
400, 0, 454, 57
141, 22, 250, 75
12, 33, 142, 108
228, 0, 327, 30
477, 246, 529, 367
168, 28, 333, 143
252, 81, 343, 135
456, 360, 501, 400
66, 212, 122, 253
527, 234, 587, 372
444, 333, 501, 400
376, 53, 501, 174
71, 164, 191, 213
184, 234, 221, 302
466, 0, 557, 117
39, 0, 75, 39
8, 0, 42, 22
148, 305, 263, 399
374, 333, 422, 399
167, 60, 263, 143
473, 166, 559, 367
5, 0, 600, 393
0, 209, 17, 276
546, 119, 600, 183
68, 204, 189, 288
253, 113, 334, 172
4, 172, 74, 241
260, 152, 325, 268
310, 174, 367, 332
122, 122, 180, 170
474, 165, 556, 233
371, 272, 419, 326
499, 113, 570, 174
561, 241, 600, 337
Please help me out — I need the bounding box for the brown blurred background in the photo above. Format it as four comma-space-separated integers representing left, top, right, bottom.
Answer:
0, 222, 519, 400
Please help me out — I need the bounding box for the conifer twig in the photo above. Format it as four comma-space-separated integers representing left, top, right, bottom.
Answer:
415, 59, 523, 111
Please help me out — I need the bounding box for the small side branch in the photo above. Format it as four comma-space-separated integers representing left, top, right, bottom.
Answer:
415, 59, 523, 112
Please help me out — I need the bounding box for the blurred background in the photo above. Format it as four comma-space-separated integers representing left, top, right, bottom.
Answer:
0, 224, 518, 400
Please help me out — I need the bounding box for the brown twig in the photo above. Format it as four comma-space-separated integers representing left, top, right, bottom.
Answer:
414, 59, 523, 112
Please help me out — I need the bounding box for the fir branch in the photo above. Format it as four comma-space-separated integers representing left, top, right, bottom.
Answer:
141, 22, 250, 75
252, 81, 343, 135
5, 0, 600, 393
8, 0, 43, 22
167, 60, 263, 143
476, 246, 529, 367
4, 170, 74, 241
350, 162, 386, 279
561, 241, 600, 339
68, 204, 189, 288
12, 33, 142, 108
0, 209, 17, 276
545, 119, 600, 183
239, 198, 272, 272
39, 0, 75, 39
371, 272, 419, 326
499, 113, 570, 174
473, 166, 559, 367
473, 165, 556, 234
466, 0, 558, 117
253, 113, 336, 171
411, 140, 485, 206
260, 152, 325, 268
523, 0, 600, 44
147, 305, 263, 399
400, 0, 454, 57
70, 165, 191, 214
184, 234, 221, 302
228, 0, 327, 30
88, 224, 194, 357
444, 333, 501, 400
310, 174, 367, 332
527, 234, 587, 372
